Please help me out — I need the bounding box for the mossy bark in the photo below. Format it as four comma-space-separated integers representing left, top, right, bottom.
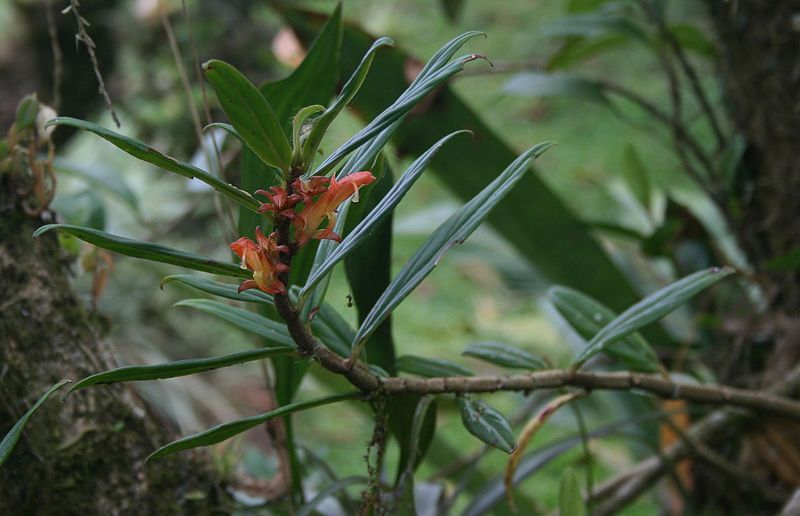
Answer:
0, 173, 223, 514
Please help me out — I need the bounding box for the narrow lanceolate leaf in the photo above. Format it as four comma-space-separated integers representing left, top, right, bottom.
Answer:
161, 274, 273, 305
147, 392, 361, 461
396, 355, 473, 378
559, 469, 587, 516
312, 31, 487, 176
352, 143, 555, 353
174, 299, 294, 348
503, 73, 609, 105
44, 118, 260, 212
548, 286, 661, 373
301, 131, 469, 298
1, 380, 70, 466
456, 395, 515, 454
67, 348, 293, 395
203, 60, 292, 171
573, 267, 735, 369
462, 342, 548, 371
297, 477, 368, 516
33, 224, 250, 278
302, 37, 394, 164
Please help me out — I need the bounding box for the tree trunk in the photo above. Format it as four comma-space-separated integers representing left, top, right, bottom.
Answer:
0, 173, 223, 513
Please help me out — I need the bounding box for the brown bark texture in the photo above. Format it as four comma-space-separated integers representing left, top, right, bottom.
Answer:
0, 173, 222, 514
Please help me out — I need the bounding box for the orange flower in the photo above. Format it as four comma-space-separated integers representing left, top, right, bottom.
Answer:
230, 227, 289, 294
293, 171, 375, 245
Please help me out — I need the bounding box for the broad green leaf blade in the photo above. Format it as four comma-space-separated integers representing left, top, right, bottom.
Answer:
174, 299, 294, 348
559, 469, 587, 516
456, 396, 515, 454
203, 60, 291, 171
548, 286, 661, 372
302, 37, 394, 164
45, 118, 259, 212
301, 131, 469, 299
147, 392, 360, 461
462, 342, 548, 371
621, 144, 652, 211
574, 267, 735, 368
504, 72, 609, 105
1, 380, 70, 466
67, 348, 293, 395
297, 476, 367, 516
396, 355, 473, 378
312, 32, 487, 176
352, 143, 555, 351
34, 224, 249, 278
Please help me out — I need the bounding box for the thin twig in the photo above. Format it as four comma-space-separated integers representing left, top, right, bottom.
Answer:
44, 0, 62, 111
66, 0, 120, 127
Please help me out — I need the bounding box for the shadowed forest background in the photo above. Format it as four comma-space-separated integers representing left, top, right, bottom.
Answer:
1, 1, 799, 514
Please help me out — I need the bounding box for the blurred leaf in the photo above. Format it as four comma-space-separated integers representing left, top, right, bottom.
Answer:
394, 395, 436, 511
67, 348, 293, 395
147, 392, 360, 461
559, 469, 587, 516
45, 118, 260, 212
396, 355, 473, 378
622, 144, 652, 211
543, 12, 649, 43
721, 133, 746, 192
174, 299, 294, 348
301, 131, 468, 302
203, 59, 291, 171
52, 190, 106, 230
547, 34, 630, 70
352, 143, 554, 352
297, 476, 367, 516
670, 24, 716, 57
282, 12, 655, 322
1, 379, 70, 466
440, 0, 465, 22
34, 224, 249, 278
53, 158, 138, 213
549, 285, 661, 372
15, 94, 39, 130
462, 342, 548, 371
574, 267, 734, 368
764, 248, 800, 272
504, 72, 609, 105
456, 395, 515, 454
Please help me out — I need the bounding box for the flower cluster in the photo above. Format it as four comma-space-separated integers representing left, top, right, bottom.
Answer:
231, 171, 375, 294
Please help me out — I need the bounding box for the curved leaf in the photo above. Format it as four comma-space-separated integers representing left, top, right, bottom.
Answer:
396, 355, 473, 378
147, 392, 361, 461
352, 142, 555, 353
1, 380, 70, 466
203, 60, 291, 171
456, 395, 515, 454
462, 342, 548, 371
573, 267, 734, 368
559, 469, 587, 516
33, 224, 249, 278
297, 476, 367, 516
174, 299, 294, 347
66, 348, 292, 395
44, 118, 259, 211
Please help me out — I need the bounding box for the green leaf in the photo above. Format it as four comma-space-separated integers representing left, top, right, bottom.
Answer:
301, 131, 468, 300
394, 395, 436, 512
161, 274, 274, 304
352, 143, 555, 352
312, 31, 487, 176
543, 12, 649, 43
621, 144, 651, 211
462, 342, 548, 371
67, 348, 293, 395
15, 93, 39, 130
1, 379, 70, 466
147, 392, 361, 462
44, 118, 260, 212
504, 72, 609, 105
396, 355, 473, 378
33, 224, 250, 278
547, 34, 630, 70
302, 37, 394, 165
174, 299, 294, 348
559, 469, 587, 516
456, 395, 515, 454
670, 24, 716, 57
549, 286, 661, 372
573, 267, 735, 368
203, 60, 291, 171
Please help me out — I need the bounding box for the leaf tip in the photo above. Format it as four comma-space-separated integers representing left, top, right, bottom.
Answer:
32, 224, 58, 238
